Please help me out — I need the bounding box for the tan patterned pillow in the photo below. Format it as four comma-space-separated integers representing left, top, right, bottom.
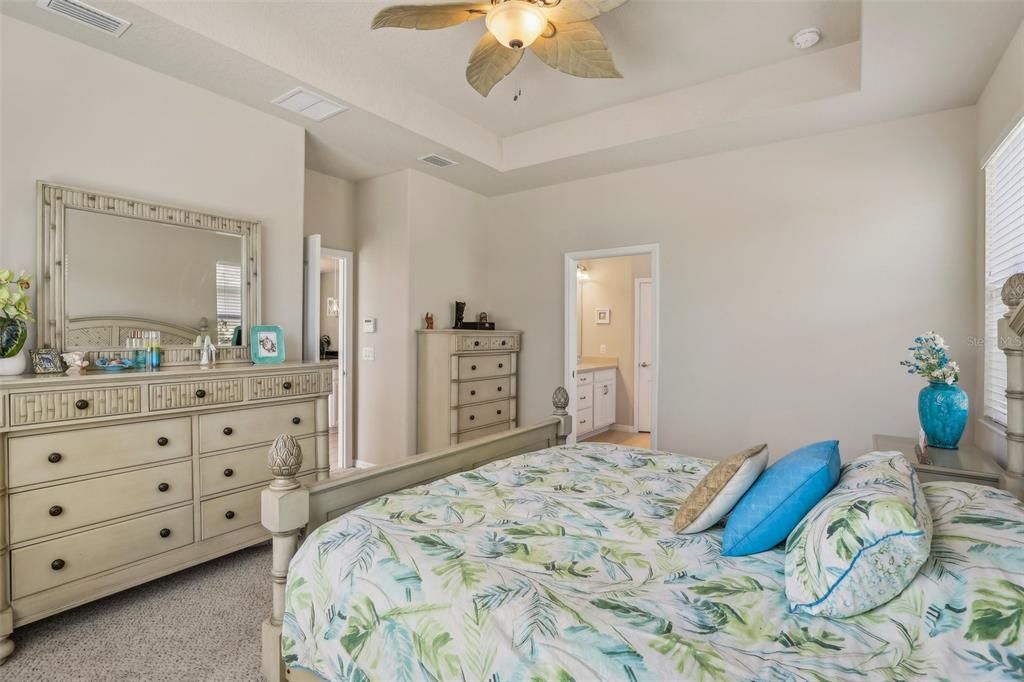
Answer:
673, 444, 769, 534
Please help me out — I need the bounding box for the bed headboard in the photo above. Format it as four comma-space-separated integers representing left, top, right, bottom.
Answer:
997, 274, 1024, 499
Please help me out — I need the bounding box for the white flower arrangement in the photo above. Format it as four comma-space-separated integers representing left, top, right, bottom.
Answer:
900, 332, 960, 385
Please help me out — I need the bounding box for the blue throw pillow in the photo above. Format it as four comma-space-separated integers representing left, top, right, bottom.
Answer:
721, 440, 840, 556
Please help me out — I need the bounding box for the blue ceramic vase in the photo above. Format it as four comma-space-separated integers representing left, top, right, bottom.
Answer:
918, 381, 968, 449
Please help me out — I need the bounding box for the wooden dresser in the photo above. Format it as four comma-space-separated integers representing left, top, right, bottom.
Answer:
416, 330, 522, 452
0, 361, 333, 648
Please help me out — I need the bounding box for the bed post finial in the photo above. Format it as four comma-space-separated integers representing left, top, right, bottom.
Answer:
552, 386, 572, 445
1000, 274, 1024, 500
261, 436, 310, 682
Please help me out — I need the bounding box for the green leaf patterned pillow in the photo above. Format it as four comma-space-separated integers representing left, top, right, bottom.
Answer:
785, 451, 933, 618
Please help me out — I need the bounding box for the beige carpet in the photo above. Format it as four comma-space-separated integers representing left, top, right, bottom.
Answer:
2, 543, 271, 681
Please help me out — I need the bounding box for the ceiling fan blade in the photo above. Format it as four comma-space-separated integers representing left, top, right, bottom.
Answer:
372, 3, 489, 30
466, 32, 524, 97
544, 0, 628, 24
530, 20, 622, 79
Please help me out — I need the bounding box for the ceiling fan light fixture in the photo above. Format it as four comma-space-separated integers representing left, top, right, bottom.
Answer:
485, 0, 547, 49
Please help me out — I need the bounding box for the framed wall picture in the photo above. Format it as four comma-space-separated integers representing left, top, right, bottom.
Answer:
251, 325, 286, 364
31, 348, 65, 374
595, 308, 611, 325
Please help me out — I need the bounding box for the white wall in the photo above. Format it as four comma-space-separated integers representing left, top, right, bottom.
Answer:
305, 169, 356, 251
0, 18, 306, 357
486, 107, 979, 462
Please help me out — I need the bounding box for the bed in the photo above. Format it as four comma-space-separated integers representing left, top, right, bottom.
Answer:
274, 440, 1024, 681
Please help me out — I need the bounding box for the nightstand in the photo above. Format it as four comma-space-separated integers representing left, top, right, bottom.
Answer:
873, 434, 1004, 488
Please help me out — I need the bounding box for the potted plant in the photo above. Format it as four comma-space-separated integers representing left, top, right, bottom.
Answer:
0, 269, 33, 376
900, 332, 967, 449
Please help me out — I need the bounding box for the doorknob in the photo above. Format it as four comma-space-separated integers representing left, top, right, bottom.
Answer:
639, 362, 651, 368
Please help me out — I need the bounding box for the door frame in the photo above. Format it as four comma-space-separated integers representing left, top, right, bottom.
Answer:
633, 277, 653, 433
564, 244, 660, 447
303, 238, 354, 470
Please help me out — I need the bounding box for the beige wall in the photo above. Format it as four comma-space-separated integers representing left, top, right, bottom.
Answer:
1, 18, 306, 357
487, 107, 979, 462
305, 169, 356, 251
578, 254, 651, 426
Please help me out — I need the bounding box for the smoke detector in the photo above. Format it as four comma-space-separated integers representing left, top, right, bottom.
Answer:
791, 28, 821, 49
35, 0, 131, 37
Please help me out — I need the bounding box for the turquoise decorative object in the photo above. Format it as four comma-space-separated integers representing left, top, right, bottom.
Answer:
250, 325, 285, 364
919, 381, 968, 449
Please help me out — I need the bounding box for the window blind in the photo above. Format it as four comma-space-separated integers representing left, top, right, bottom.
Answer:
984, 116, 1024, 425
215, 261, 242, 345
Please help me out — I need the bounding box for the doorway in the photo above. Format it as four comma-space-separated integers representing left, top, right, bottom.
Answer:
564, 244, 659, 448
303, 236, 353, 471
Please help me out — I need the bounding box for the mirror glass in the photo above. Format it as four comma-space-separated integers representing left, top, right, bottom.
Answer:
64, 210, 245, 348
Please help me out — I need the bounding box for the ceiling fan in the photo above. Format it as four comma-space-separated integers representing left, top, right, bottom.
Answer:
372, 0, 628, 97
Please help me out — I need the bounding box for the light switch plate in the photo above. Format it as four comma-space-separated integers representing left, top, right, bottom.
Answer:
600, 344, 607, 354
361, 347, 374, 361
362, 318, 377, 333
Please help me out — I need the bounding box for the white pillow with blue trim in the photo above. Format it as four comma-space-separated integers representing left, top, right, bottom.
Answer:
784, 451, 933, 618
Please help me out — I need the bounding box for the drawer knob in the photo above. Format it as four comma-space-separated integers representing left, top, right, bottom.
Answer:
51, 559, 65, 571
292, 417, 301, 425
497, 386, 503, 392
157, 437, 169, 447
282, 381, 292, 390
159, 528, 171, 538
498, 363, 504, 369
49, 505, 63, 517
158, 482, 170, 492
224, 468, 234, 477
223, 427, 234, 436
501, 340, 507, 346
74, 399, 89, 410
580, 419, 587, 424
497, 409, 502, 415
225, 510, 235, 520
48, 452, 62, 463
470, 390, 477, 396
195, 389, 207, 398
471, 365, 477, 371
469, 415, 475, 421
474, 341, 480, 347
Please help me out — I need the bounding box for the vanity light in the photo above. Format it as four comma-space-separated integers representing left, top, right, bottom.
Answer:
576, 264, 589, 281
486, 0, 547, 49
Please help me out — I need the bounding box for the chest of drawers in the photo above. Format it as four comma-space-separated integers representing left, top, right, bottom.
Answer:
0, 361, 334, 648
416, 330, 521, 452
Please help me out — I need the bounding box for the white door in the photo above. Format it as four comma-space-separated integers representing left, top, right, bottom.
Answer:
302, 235, 321, 363
635, 278, 653, 432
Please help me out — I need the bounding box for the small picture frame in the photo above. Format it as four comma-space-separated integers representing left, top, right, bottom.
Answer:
595, 308, 611, 325
31, 348, 65, 374
250, 325, 286, 364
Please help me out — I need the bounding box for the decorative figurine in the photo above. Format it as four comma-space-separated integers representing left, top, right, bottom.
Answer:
424, 313, 434, 330
61, 351, 89, 376
478, 312, 488, 325
454, 301, 466, 329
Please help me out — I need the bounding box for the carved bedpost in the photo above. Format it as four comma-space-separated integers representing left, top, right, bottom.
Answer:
261, 435, 309, 682
999, 275, 1024, 499
552, 386, 572, 445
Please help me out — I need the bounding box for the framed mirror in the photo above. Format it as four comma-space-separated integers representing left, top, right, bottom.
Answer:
37, 183, 260, 366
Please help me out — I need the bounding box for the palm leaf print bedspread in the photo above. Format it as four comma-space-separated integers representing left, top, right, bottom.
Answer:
282, 443, 1024, 681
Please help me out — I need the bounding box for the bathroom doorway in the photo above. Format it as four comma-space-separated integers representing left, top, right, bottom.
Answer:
303, 236, 353, 471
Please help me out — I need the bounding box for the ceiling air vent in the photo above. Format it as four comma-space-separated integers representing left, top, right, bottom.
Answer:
418, 153, 458, 169
35, 0, 131, 37
271, 87, 348, 122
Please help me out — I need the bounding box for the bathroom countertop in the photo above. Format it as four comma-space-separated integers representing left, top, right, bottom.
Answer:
577, 357, 619, 372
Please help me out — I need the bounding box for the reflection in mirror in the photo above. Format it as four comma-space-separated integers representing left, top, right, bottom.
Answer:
576, 263, 587, 358
64, 210, 244, 348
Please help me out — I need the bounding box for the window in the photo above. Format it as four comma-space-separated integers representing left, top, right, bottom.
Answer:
985, 116, 1024, 425
215, 261, 242, 345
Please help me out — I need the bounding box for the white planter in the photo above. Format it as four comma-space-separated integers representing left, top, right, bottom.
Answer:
0, 350, 27, 376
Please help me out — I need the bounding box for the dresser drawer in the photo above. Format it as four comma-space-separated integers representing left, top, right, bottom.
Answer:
458, 336, 492, 352
457, 377, 511, 405
201, 473, 314, 539
9, 460, 193, 544
11, 505, 194, 599
200, 436, 315, 496
198, 401, 316, 453
8, 417, 191, 488
458, 421, 512, 443
457, 354, 511, 380
576, 384, 594, 409
488, 335, 518, 351
457, 400, 510, 432
248, 372, 322, 400
576, 372, 593, 387
9, 386, 142, 427
576, 407, 594, 434
149, 378, 244, 411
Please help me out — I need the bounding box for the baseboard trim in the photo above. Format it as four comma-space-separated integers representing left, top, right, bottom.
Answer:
611, 424, 638, 433
354, 460, 377, 469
